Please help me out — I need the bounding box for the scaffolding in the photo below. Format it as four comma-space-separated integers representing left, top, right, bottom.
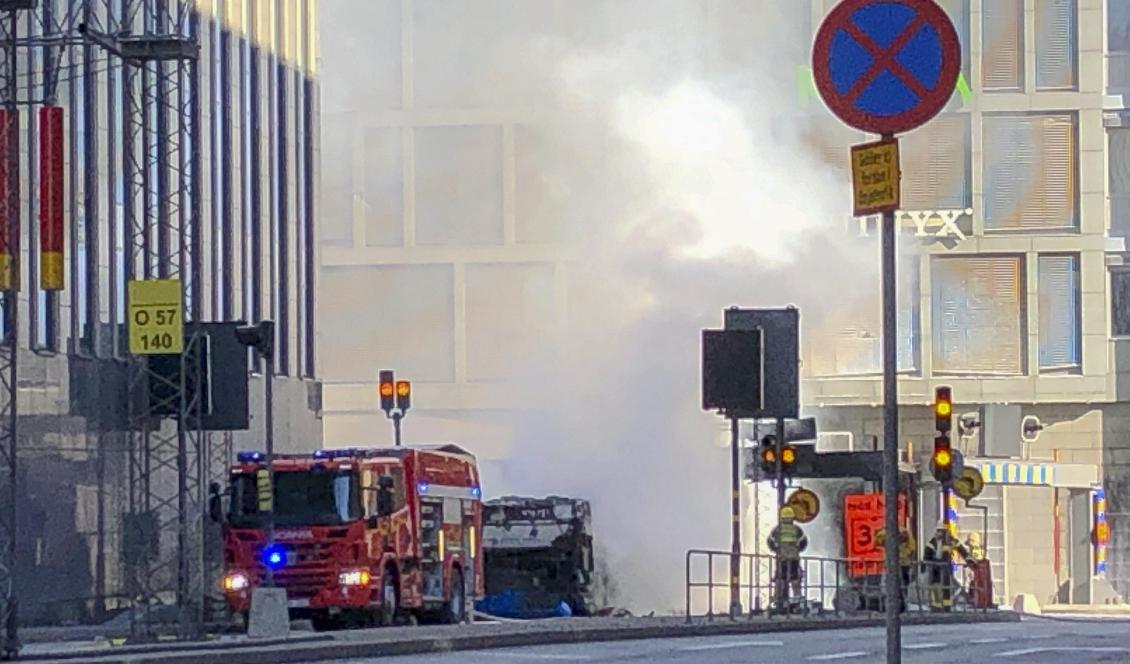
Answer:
0, 0, 206, 650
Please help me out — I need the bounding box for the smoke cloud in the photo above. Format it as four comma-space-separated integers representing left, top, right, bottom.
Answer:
464, 7, 879, 612
320, 0, 890, 613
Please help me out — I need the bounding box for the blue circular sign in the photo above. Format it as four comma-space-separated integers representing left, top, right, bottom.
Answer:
813, 0, 961, 135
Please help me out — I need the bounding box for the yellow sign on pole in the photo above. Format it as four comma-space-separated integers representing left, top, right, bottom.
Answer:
850, 138, 900, 217
953, 466, 984, 501
128, 279, 183, 355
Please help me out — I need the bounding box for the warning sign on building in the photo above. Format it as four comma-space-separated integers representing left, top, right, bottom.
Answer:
844, 492, 908, 577
850, 138, 900, 217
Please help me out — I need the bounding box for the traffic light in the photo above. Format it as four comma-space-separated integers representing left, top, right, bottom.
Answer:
379, 370, 395, 413
395, 380, 411, 412
932, 386, 954, 484
932, 435, 953, 483
934, 386, 953, 434
758, 435, 796, 477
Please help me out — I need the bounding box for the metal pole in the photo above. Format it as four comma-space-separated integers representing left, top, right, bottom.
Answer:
881, 179, 901, 663
4, 9, 18, 653
263, 354, 275, 586
729, 415, 741, 618
775, 417, 786, 611
753, 423, 761, 613
393, 412, 402, 447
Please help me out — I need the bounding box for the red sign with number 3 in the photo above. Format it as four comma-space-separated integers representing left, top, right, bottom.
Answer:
844, 493, 908, 577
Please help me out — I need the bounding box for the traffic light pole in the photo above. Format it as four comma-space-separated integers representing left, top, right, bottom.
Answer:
880, 189, 902, 663
774, 417, 786, 611
393, 412, 403, 447
728, 416, 741, 618
263, 353, 275, 587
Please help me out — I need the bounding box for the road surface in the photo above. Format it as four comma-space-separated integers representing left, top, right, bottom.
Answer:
327, 616, 1130, 663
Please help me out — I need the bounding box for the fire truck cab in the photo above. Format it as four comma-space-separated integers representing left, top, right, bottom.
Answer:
215, 444, 484, 628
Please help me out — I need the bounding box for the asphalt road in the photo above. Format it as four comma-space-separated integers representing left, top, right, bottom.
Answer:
328, 616, 1130, 664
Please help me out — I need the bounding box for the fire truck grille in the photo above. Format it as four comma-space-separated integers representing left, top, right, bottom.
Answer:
274, 569, 333, 599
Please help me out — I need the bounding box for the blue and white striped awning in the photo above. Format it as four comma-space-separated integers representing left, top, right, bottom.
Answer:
967, 459, 1097, 489
979, 462, 1054, 486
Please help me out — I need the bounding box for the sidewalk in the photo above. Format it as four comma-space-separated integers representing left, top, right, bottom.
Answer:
21, 611, 1021, 663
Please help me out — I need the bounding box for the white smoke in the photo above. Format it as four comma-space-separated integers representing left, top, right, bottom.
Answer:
319, 0, 888, 614
476, 24, 878, 612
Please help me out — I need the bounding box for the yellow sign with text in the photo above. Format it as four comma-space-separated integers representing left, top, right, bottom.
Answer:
850, 138, 900, 217
128, 279, 183, 355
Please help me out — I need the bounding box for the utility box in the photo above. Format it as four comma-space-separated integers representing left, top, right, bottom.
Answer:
983, 404, 1022, 458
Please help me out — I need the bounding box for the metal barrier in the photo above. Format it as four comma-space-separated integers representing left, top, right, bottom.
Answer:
685, 549, 994, 621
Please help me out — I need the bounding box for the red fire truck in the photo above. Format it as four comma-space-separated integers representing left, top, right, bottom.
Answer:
213, 444, 484, 629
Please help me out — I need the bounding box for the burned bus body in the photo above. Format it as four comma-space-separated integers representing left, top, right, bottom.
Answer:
477, 496, 603, 619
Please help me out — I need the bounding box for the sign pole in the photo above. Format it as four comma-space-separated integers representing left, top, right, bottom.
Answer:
729, 415, 742, 618
880, 169, 901, 662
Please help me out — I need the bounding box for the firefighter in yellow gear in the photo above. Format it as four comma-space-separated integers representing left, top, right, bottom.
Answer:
768, 506, 808, 609
924, 525, 969, 611
964, 532, 984, 562
875, 527, 917, 611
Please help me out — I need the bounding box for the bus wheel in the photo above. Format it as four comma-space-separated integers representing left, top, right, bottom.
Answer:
443, 567, 466, 624
379, 567, 399, 626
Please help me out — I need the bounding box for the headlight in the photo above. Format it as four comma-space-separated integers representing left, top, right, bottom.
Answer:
222, 571, 250, 592
338, 569, 372, 587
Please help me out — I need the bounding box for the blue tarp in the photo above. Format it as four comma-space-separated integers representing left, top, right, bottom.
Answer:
475, 590, 573, 620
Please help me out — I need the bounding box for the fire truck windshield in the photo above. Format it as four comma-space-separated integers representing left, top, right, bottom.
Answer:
229, 469, 362, 527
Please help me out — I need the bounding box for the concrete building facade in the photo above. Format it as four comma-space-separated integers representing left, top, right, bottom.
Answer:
1, 0, 323, 625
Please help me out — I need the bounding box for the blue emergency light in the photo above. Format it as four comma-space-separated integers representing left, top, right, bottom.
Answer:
261, 544, 286, 570
236, 451, 264, 463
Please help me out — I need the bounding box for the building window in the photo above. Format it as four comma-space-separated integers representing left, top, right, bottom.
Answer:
1113, 129, 1130, 238
414, 125, 504, 246
805, 254, 919, 377
320, 265, 455, 383
1037, 255, 1081, 371
982, 113, 1078, 231
937, 0, 971, 83
901, 113, 971, 210
931, 256, 1026, 375
1035, 0, 1077, 90
982, 0, 1024, 91
1110, 0, 1130, 92
1113, 270, 1130, 337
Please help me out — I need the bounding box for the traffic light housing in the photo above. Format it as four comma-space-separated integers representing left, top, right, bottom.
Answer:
395, 380, 411, 412
758, 435, 797, 477
934, 386, 953, 434
379, 370, 395, 413
932, 435, 953, 483
234, 320, 275, 360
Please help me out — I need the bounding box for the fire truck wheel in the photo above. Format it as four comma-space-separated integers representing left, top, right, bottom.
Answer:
311, 610, 337, 632
379, 567, 399, 626
443, 567, 466, 624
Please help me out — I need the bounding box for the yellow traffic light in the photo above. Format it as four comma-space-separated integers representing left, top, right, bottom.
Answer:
781, 447, 796, 464
396, 381, 410, 397
379, 382, 394, 397
762, 448, 776, 464
934, 386, 953, 433
933, 448, 952, 468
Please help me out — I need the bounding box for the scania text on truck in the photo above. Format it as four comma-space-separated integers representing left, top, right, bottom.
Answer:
211, 444, 484, 629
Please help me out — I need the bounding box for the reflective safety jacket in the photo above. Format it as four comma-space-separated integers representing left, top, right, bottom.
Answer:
768, 523, 808, 560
